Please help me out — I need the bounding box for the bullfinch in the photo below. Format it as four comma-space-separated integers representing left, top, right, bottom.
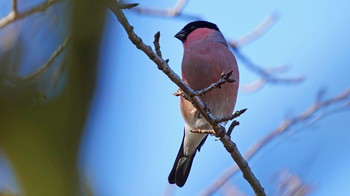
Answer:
168, 21, 239, 187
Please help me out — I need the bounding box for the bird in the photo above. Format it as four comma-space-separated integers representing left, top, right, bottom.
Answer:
168, 21, 239, 187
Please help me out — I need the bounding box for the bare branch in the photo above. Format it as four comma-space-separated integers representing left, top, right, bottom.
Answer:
12, 0, 18, 14
0, 0, 63, 29
132, 0, 188, 17
5, 36, 71, 83
215, 108, 247, 124
173, 89, 192, 104
264, 64, 290, 74
173, 71, 235, 99
227, 120, 239, 137
154, 31, 162, 58
233, 49, 304, 93
229, 12, 279, 48
26, 36, 70, 80
107, 2, 266, 195
193, 71, 235, 96
240, 78, 267, 93
223, 12, 303, 93
201, 87, 350, 196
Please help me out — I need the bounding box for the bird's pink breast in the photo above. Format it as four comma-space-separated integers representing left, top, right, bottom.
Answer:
180, 29, 239, 126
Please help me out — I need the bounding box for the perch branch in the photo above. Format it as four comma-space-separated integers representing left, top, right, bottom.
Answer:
201, 87, 350, 196
107, 1, 266, 195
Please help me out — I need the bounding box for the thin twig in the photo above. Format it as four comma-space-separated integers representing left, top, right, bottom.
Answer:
233, 49, 304, 93
154, 31, 162, 58
224, 12, 303, 93
132, 0, 188, 17
173, 71, 235, 98
215, 109, 247, 124
173, 89, 191, 102
107, 2, 266, 195
5, 36, 71, 83
0, 0, 63, 29
25, 36, 71, 80
12, 0, 18, 15
227, 120, 239, 137
201, 87, 350, 196
193, 71, 235, 97
229, 12, 279, 48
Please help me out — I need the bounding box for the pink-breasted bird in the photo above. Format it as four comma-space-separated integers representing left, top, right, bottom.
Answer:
168, 21, 239, 187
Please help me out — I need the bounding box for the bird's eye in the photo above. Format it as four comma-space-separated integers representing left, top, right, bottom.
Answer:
190, 26, 197, 31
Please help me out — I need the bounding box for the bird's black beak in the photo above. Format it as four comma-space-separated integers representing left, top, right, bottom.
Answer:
175, 30, 186, 42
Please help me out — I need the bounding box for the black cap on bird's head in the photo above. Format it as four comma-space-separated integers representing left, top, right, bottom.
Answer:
175, 21, 220, 43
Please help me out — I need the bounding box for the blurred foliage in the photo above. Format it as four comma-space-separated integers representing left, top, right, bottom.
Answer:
0, 0, 106, 195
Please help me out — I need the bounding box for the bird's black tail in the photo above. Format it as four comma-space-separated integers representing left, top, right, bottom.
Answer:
168, 138, 196, 187
168, 133, 208, 187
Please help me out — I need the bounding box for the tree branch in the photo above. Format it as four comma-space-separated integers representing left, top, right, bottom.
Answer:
173, 71, 235, 98
107, 2, 266, 195
192, 71, 235, 97
201, 87, 350, 196
227, 120, 239, 137
0, 0, 63, 29
153, 31, 162, 58
225, 12, 303, 93
12, 0, 18, 15
131, 0, 188, 17
229, 12, 279, 48
215, 108, 247, 124
232, 48, 304, 93
5, 36, 71, 83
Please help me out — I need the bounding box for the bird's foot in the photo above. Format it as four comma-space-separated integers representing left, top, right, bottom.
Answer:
190, 127, 215, 135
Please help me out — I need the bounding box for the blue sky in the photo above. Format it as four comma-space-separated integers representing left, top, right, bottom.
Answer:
80, 0, 350, 195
